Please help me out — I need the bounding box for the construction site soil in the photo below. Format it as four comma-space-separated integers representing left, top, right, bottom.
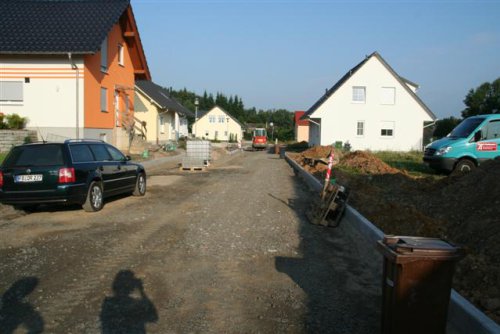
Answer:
292, 146, 500, 324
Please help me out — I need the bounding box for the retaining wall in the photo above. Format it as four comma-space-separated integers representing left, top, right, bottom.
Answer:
0, 130, 38, 152
285, 152, 500, 334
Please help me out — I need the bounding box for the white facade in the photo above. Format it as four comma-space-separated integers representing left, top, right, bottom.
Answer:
0, 56, 85, 141
193, 106, 243, 141
307, 53, 435, 151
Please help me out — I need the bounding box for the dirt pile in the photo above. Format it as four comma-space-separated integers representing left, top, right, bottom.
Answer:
292, 146, 500, 323
340, 151, 400, 175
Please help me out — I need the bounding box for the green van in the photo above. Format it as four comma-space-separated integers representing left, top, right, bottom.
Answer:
423, 114, 500, 173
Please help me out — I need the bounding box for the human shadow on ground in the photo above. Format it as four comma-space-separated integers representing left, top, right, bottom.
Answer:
0, 277, 44, 333
100, 270, 158, 334
273, 163, 381, 333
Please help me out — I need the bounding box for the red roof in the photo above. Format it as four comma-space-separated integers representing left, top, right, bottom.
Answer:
294, 111, 308, 126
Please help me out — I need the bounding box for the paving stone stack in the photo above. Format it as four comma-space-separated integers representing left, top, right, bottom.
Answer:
0, 130, 37, 152
183, 140, 211, 169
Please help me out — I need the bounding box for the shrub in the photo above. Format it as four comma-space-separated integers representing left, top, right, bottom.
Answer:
3, 113, 27, 129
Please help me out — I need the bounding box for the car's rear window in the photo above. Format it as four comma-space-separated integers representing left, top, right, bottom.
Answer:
69, 144, 95, 163
2, 144, 64, 167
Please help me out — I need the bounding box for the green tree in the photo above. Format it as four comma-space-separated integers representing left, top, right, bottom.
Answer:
433, 117, 461, 139
462, 78, 500, 117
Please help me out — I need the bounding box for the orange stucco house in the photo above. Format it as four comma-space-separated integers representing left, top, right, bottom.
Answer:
0, 0, 150, 150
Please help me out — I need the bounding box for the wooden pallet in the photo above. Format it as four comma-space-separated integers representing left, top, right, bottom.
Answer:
179, 166, 206, 172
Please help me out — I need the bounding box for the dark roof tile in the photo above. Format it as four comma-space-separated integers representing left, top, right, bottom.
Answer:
135, 80, 194, 118
0, 0, 130, 54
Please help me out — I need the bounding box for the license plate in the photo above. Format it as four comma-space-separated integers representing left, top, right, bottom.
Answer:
15, 174, 43, 183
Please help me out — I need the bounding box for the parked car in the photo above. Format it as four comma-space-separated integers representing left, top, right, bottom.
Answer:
424, 114, 500, 173
0, 139, 146, 212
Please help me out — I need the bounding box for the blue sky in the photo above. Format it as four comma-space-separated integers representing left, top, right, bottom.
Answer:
132, 0, 500, 119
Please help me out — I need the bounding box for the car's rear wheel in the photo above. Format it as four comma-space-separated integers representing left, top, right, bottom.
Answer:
133, 173, 146, 196
83, 181, 104, 212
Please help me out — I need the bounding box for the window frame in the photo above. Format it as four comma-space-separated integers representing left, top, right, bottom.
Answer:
380, 121, 395, 138
89, 144, 112, 161
484, 120, 500, 140
380, 87, 396, 105
106, 145, 126, 161
101, 87, 108, 112
100, 36, 108, 73
69, 144, 95, 163
118, 43, 124, 67
352, 86, 366, 103
0, 81, 24, 104
356, 121, 365, 137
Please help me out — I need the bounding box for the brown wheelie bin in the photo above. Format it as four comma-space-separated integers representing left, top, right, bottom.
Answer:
376, 236, 464, 334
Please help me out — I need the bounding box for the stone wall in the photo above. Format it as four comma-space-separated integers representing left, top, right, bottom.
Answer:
0, 130, 38, 152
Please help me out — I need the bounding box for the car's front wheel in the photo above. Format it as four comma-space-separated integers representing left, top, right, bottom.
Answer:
133, 173, 146, 196
83, 181, 104, 212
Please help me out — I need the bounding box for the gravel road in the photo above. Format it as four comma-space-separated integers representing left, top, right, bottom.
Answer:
0, 150, 381, 333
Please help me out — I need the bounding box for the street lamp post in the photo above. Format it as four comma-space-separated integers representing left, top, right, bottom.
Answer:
194, 97, 199, 138
270, 122, 274, 141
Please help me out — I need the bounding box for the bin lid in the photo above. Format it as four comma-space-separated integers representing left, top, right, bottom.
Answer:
383, 236, 460, 256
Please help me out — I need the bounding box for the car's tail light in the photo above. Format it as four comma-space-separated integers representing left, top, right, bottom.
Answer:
0, 171, 3, 188
58, 168, 75, 183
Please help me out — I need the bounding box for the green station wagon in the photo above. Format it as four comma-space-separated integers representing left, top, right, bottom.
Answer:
0, 139, 146, 212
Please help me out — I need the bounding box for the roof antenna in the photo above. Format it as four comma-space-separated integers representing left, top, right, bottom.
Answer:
37, 127, 46, 143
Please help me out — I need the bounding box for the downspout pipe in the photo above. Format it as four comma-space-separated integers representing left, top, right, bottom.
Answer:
68, 53, 80, 139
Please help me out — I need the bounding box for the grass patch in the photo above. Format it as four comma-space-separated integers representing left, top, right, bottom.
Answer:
373, 151, 435, 176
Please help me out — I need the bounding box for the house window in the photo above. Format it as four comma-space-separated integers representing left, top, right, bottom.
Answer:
118, 44, 124, 66
381, 87, 395, 105
101, 87, 108, 112
209, 115, 216, 123
160, 116, 165, 134
352, 86, 366, 103
224, 131, 228, 137
380, 121, 395, 137
0, 81, 23, 103
218, 115, 225, 123
356, 121, 365, 136
215, 130, 219, 139
101, 36, 108, 72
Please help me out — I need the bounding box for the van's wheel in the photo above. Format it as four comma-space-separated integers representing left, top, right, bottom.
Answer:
83, 181, 104, 212
133, 173, 146, 196
455, 159, 475, 173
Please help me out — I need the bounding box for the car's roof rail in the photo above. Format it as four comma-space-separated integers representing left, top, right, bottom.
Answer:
64, 139, 105, 144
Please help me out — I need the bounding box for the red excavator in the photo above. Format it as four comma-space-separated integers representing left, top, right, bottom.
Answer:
252, 128, 267, 150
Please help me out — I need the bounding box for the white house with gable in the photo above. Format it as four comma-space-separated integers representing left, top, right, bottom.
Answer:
193, 106, 243, 141
302, 52, 436, 151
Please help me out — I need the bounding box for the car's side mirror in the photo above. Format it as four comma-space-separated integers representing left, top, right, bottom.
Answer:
474, 131, 482, 142
125, 155, 131, 161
